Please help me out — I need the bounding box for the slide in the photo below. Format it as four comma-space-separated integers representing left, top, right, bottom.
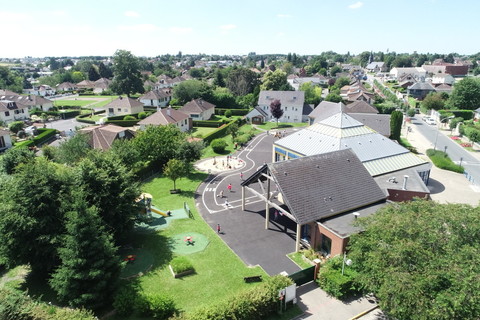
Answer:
150, 206, 169, 217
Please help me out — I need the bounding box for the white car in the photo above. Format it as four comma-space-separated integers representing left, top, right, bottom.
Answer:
425, 118, 437, 125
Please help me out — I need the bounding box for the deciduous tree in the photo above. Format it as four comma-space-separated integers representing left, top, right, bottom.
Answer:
163, 159, 186, 191
270, 99, 284, 125
110, 50, 145, 96
261, 70, 293, 91
448, 77, 480, 110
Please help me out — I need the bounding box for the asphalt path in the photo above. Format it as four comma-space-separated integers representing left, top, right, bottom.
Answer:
195, 128, 304, 275
410, 116, 480, 185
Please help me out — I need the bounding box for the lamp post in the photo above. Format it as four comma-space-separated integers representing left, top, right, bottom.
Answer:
342, 252, 352, 275
433, 116, 454, 150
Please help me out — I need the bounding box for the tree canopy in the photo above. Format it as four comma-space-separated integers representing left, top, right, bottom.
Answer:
110, 50, 145, 96
270, 99, 284, 124
348, 200, 480, 320
422, 92, 447, 111
448, 77, 480, 110
172, 79, 213, 105
260, 70, 293, 91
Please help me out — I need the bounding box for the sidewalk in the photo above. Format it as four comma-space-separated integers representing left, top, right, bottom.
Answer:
402, 123, 480, 206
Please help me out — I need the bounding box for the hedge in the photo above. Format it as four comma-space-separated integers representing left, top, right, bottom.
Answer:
30, 110, 80, 119
202, 119, 242, 144
14, 140, 35, 149
426, 149, 464, 173
317, 255, 363, 299
439, 109, 473, 121
105, 119, 139, 127
180, 275, 294, 320
192, 120, 223, 128
76, 110, 106, 124
215, 108, 250, 116
33, 128, 57, 146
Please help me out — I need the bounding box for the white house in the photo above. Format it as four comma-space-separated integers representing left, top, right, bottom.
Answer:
389, 67, 426, 80
179, 99, 215, 121
365, 62, 386, 73
93, 78, 112, 94
257, 91, 308, 123
431, 73, 455, 85
56, 82, 78, 92
0, 100, 29, 124
12, 95, 54, 112
23, 84, 56, 97
0, 129, 12, 152
287, 75, 328, 91
137, 107, 191, 132
139, 89, 172, 108
104, 96, 144, 117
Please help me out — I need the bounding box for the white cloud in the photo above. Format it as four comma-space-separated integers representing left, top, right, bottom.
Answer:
277, 32, 285, 37
124, 11, 140, 18
118, 24, 159, 32
0, 11, 30, 21
348, 1, 364, 9
50, 10, 68, 17
168, 27, 193, 35
277, 14, 291, 18
219, 24, 236, 34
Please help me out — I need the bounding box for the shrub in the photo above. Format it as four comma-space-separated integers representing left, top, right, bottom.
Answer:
170, 257, 194, 274
123, 115, 136, 120
224, 110, 232, 118
138, 111, 148, 119
17, 130, 26, 139
407, 108, 416, 117
113, 286, 138, 316
450, 117, 464, 130
137, 292, 176, 319
317, 255, 362, 299
8, 121, 24, 134
210, 138, 227, 153
182, 275, 293, 320
426, 149, 464, 173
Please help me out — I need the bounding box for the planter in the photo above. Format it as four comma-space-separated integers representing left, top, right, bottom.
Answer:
170, 189, 181, 194
169, 265, 194, 278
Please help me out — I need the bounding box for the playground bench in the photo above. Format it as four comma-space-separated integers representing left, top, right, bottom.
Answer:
243, 275, 262, 283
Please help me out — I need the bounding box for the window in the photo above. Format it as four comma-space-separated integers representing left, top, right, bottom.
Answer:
109, 108, 114, 114
5, 111, 9, 117
320, 234, 332, 256
0, 136, 5, 148
117, 108, 121, 112
285, 107, 288, 111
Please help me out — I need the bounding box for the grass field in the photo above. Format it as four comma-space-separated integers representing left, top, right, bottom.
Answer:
54, 99, 97, 107
114, 172, 267, 317
256, 122, 308, 130
190, 126, 217, 137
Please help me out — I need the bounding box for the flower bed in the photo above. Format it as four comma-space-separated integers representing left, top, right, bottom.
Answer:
450, 136, 460, 140
461, 143, 472, 147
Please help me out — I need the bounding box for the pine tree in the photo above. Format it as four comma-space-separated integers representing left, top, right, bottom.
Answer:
98, 62, 113, 79
50, 195, 121, 309
390, 110, 403, 141
88, 65, 100, 81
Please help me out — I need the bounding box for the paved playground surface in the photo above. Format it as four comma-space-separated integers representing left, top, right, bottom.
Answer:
119, 248, 154, 279
135, 208, 189, 232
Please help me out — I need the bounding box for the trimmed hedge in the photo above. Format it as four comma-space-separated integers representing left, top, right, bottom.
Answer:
14, 140, 35, 148
192, 120, 223, 128
426, 149, 464, 173
215, 108, 250, 116
439, 109, 473, 121
170, 257, 194, 274
179, 275, 294, 320
33, 128, 57, 146
76, 110, 105, 124
105, 119, 139, 127
30, 109, 81, 119
317, 255, 362, 299
203, 119, 243, 144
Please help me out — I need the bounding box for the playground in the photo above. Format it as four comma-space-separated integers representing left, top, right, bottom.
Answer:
170, 232, 210, 255
194, 155, 246, 174
119, 247, 155, 279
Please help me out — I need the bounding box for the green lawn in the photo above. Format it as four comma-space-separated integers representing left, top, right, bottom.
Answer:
200, 124, 260, 159
190, 126, 217, 138
90, 98, 116, 109
287, 252, 314, 269
54, 99, 96, 107
118, 172, 267, 317
256, 122, 308, 130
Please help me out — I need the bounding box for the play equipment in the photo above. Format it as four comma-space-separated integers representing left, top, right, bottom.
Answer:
151, 206, 170, 217
136, 193, 171, 217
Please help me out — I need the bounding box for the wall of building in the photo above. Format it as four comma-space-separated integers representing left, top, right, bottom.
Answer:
316, 224, 347, 257
387, 189, 430, 202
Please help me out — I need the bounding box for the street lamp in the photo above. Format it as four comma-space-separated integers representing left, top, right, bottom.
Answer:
433, 116, 454, 150
342, 252, 352, 275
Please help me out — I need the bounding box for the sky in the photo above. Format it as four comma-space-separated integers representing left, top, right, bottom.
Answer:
2, 0, 479, 58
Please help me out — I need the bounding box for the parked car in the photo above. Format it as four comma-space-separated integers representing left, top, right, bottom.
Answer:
425, 118, 437, 125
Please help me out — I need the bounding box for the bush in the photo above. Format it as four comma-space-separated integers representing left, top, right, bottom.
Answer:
17, 130, 26, 139
317, 255, 362, 299
113, 286, 138, 316
407, 108, 416, 117
203, 119, 244, 144
137, 292, 176, 319
124, 115, 136, 120
426, 149, 464, 173
215, 108, 250, 116
210, 139, 227, 153
450, 117, 464, 130
8, 121, 24, 134
224, 110, 232, 118
170, 257, 194, 274
138, 111, 148, 119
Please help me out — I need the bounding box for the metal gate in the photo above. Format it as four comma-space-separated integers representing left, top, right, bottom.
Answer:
288, 265, 315, 286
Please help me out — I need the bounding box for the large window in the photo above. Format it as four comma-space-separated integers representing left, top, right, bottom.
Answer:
0, 136, 5, 148
320, 234, 332, 256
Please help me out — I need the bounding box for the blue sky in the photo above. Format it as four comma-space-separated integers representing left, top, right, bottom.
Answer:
2, 0, 479, 58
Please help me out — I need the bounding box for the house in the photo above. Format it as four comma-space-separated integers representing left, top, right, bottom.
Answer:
76, 80, 95, 90
0, 129, 12, 152
257, 91, 309, 123
308, 101, 346, 124
407, 81, 436, 100
245, 106, 269, 124
287, 74, 329, 90
431, 73, 455, 85
24, 84, 55, 97
137, 107, 191, 132
389, 67, 426, 80
474, 107, 480, 121
422, 59, 468, 77
104, 96, 144, 117
0, 89, 19, 96
139, 89, 172, 108
0, 100, 29, 123
179, 99, 215, 121
56, 82, 78, 92
365, 62, 386, 73
433, 83, 453, 94
241, 149, 389, 254
93, 78, 112, 94
344, 100, 378, 114
10, 95, 54, 112
79, 124, 135, 151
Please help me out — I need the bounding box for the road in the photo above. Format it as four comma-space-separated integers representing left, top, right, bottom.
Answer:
409, 116, 480, 185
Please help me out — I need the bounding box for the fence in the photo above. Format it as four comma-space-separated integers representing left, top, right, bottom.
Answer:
184, 202, 194, 219
288, 265, 316, 286
464, 170, 477, 185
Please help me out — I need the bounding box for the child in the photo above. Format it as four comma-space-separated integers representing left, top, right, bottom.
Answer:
227, 183, 232, 192
217, 224, 221, 234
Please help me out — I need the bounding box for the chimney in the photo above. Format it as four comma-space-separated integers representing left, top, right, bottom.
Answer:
402, 175, 409, 190
167, 106, 171, 116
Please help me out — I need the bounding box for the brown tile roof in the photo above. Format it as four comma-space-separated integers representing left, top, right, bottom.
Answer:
104, 96, 144, 109
345, 100, 378, 114
56, 82, 78, 90
8, 95, 52, 107
0, 89, 19, 97
94, 78, 112, 89
0, 100, 28, 112
76, 80, 95, 88
79, 124, 135, 151
138, 107, 189, 126
180, 99, 215, 114
139, 89, 170, 100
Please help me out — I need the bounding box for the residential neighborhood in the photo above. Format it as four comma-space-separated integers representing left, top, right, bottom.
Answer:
1, 2, 480, 320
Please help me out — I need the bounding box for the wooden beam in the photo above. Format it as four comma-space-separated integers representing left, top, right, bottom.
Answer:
296, 224, 301, 252
244, 186, 297, 222
260, 173, 275, 181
